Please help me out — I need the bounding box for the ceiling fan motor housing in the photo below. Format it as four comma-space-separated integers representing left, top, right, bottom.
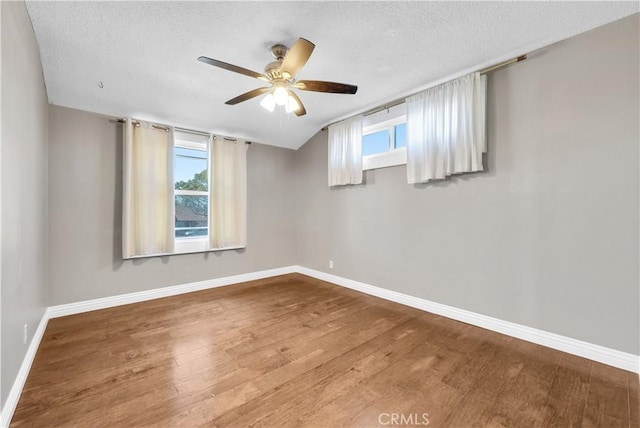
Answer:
265, 60, 284, 80
266, 44, 289, 80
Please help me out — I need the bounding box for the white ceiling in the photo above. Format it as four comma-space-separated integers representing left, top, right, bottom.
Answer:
25, 1, 638, 150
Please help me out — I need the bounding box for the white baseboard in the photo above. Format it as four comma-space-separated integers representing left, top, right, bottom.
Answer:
47, 266, 297, 318
1, 311, 49, 428
2, 264, 638, 427
295, 266, 639, 374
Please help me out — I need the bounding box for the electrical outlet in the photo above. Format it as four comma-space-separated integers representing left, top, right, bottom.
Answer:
23, 324, 28, 345
329, 260, 334, 269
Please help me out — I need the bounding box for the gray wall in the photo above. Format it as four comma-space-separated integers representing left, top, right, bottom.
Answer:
295, 15, 639, 355
48, 105, 297, 305
1, 1, 49, 406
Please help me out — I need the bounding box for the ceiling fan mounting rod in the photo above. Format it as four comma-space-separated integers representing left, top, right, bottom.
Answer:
270, 44, 288, 60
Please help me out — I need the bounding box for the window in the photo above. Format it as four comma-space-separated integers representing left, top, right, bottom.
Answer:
174, 131, 210, 253
363, 129, 391, 156
122, 121, 248, 259
175, 147, 208, 237
362, 115, 407, 171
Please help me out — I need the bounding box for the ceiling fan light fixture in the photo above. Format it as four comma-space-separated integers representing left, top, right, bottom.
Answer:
273, 87, 289, 106
285, 92, 301, 114
260, 93, 276, 112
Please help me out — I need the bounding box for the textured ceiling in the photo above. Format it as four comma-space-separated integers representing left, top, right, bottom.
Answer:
25, 1, 638, 149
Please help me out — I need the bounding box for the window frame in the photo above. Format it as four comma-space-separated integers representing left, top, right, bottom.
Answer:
174, 137, 210, 254
362, 115, 407, 171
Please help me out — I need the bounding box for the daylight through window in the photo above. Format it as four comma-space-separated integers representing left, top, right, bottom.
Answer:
174, 132, 209, 248
362, 114, 407, 170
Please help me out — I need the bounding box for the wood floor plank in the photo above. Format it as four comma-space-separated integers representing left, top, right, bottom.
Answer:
109, 306, 414, 426
440, 338, 530, 426
247, 317, 443, 427
10, 274, 634, 428
209, 317, 418, 427
343, 342, 464, 427
582, 362, 630, 427
629, 372, 640, 428
535, 353, 593, 427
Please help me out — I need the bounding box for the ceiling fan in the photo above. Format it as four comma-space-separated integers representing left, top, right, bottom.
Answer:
198, 38, 358, 117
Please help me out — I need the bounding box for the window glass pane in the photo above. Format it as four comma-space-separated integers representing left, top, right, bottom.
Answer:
362, 130, 390, 156
175, 195, 208, 238
394, 123, 407, 149
175, 147, 208, 191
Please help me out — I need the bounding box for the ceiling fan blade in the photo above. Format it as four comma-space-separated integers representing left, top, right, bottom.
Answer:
225, 87, 271, 105
198, 56, 270, 82
280, 38, 315, 79
287, 91, 307, 116
294, 80, 358, 94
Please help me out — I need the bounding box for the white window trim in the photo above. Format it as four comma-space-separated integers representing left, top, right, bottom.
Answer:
175, 138, 208, 152
174, 137, 209, 255
363, 147, 407, 170
362, 115, 407, 171
175, 236, 209, 254
175, 189, 206, 196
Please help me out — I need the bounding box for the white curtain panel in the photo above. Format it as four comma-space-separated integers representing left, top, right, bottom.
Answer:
209, 136, 248, 249
406, 72, 487, 184
328, 115, 364, 186
122, 119, 175, 258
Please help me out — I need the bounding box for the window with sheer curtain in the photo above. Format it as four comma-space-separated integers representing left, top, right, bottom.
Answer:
122, 120, 247, 259
406, 72, 487, 184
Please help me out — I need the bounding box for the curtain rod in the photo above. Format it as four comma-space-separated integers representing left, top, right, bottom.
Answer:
322, 54, 527, 130
114, 119, 171, 132
114, 119, 252, 144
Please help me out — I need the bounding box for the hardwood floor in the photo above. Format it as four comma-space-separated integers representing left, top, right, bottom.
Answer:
11, 274, 639, 427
